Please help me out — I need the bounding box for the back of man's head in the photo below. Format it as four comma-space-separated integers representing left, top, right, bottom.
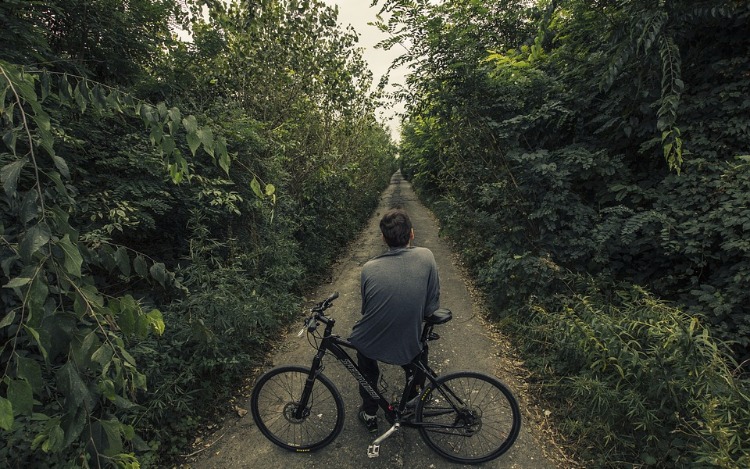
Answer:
380, 209, 412, 247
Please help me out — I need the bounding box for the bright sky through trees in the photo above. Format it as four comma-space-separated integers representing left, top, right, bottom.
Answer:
175, 1, 404, 141
322, 0, 406, 141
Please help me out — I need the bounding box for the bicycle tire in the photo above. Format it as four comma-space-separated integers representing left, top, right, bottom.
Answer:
250, 365, 345, 452
415, 371, 521, 464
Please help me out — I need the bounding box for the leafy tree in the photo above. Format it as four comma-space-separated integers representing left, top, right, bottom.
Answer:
1, 0, 184, 84
0, 60, 227, 466
3, 0, 396, 466
377, 0, 750, 465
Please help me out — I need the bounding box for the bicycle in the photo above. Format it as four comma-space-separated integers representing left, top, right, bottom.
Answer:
250, 292, 521, 464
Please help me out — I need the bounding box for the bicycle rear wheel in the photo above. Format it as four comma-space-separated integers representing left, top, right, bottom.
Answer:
416, 371, 521, 464
250, 365, 345, 451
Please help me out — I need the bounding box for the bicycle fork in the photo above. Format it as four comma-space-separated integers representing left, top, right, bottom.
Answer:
367, 422, 401, 458
294, 350, 326, 420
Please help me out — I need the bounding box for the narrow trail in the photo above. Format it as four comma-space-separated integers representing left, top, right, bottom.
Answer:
187, 172, 572, 468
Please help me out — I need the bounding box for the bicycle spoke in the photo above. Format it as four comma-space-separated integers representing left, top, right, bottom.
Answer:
251, 366, 344, 451
417, 371, 520, 464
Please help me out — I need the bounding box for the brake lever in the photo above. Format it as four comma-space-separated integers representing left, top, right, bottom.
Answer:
297, 317, 310, 337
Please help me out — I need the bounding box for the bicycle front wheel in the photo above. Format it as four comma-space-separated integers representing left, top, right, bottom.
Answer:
250, 365, 345, 452
416, 371, 521, 464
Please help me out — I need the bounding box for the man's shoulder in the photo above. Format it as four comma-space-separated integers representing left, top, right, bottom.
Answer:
365, 246, 435, 264
362, 254, 385, 271
408, 246, 436, 261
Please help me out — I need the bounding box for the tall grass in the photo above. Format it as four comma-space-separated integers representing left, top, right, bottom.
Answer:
516, 281, 750, 467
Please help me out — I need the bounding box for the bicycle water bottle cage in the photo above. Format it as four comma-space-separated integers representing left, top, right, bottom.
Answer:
425, 309, 452, 325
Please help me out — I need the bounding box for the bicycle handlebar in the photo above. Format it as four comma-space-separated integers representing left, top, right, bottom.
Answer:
314, 291, 339, 312
297, 292, 451, 341
297, 291, 339, 337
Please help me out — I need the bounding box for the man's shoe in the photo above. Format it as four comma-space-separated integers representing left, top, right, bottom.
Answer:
358, 410, 378, 434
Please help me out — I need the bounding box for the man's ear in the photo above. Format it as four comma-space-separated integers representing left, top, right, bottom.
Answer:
410, 228, 415, 240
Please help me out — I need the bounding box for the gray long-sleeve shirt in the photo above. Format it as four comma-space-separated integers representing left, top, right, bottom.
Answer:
349, 246, 440, 365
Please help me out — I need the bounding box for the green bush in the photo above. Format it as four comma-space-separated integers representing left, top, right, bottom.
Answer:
377, 0, 750, 466
1, 1, 397, 466
520, 281, 750, 467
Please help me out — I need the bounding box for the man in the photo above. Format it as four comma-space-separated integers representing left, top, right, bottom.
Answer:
349, 208, 441, 433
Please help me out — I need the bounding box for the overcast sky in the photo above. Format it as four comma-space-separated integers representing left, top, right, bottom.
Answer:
321, 0, 407, 141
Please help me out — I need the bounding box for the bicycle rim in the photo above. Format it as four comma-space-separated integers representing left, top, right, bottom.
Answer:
416, 371, 521, 464
250, 365, 345, 451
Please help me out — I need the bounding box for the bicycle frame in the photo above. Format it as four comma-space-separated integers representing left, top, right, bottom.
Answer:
252, 295, 521, 462
294, 313, 447, 426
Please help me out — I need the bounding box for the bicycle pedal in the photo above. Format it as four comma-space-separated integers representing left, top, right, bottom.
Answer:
367, 444, 380, 458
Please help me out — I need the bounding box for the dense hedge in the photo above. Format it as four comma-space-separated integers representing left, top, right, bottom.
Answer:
383, 0, 750, 466
1, 1, 395, 466
521, 281, 749, 467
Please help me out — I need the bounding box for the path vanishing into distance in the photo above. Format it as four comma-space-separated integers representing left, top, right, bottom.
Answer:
186, 172, 577, 469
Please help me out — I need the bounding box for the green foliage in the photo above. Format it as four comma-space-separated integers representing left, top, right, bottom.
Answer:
383, 0, 750, 466
0, 57, 225, 466
2, 0, 396, 466
129, 210, 302, 462
391, 0, 750, 349
0, 0, 184, 85
522, 282, 750, 468
651, 156, 750, 350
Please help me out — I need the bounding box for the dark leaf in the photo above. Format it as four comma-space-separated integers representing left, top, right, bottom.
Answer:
7, 378, 33, 416
1, 157, 28, 196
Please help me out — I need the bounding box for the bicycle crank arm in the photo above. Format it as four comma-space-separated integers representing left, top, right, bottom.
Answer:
367, 423, 400, 458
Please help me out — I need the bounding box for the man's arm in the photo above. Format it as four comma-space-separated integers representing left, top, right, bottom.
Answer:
424, 255, 440, 318
360, 269, 368, 315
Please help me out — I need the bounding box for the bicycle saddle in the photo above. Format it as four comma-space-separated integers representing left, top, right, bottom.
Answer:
425, 309, 452, 325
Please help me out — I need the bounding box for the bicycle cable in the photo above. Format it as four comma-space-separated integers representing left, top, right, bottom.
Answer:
305, 328, 321, 350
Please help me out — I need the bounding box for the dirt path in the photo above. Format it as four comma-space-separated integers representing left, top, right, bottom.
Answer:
186, 171, 572, 468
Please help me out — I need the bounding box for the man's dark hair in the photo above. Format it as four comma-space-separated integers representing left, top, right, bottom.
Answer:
380, 209, 412, 247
